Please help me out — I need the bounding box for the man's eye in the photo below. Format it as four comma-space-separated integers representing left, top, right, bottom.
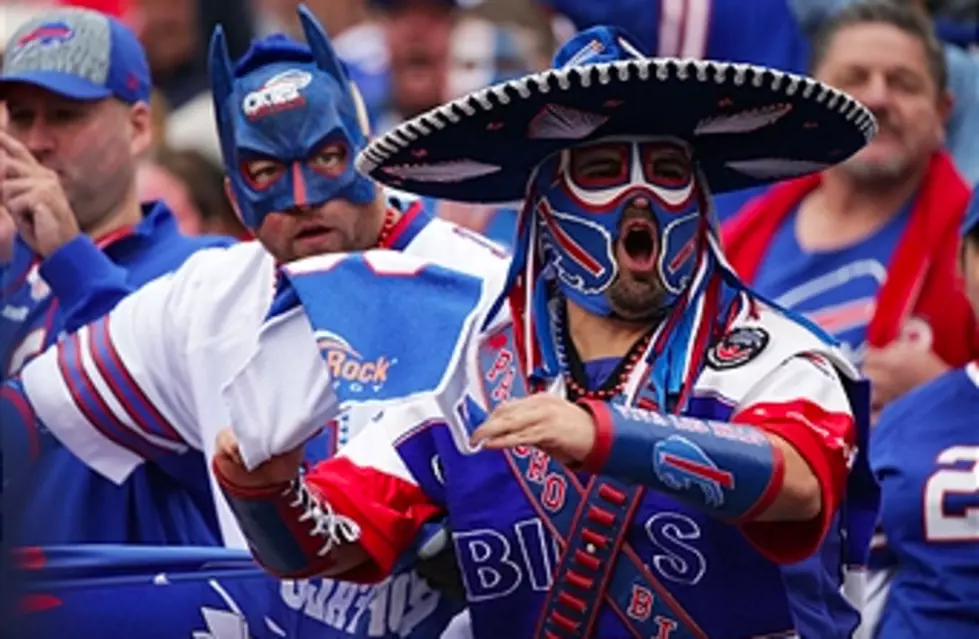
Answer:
244, 161, 283, 187
650, 158, 690, 181
311, 144, 347, 175
580, 160, 622, 178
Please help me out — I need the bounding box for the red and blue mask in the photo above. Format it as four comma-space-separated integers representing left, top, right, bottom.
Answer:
530, 137, 707, 317
209, 7, 375, 230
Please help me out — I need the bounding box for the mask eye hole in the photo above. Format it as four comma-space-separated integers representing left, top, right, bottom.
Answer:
642, 145, 692, 187
569, 143, 629, 189
309, 141, 348, 178
241, 158, 285, 190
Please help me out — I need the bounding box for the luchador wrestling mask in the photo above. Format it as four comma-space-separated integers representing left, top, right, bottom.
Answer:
209, 6, 375, 230
530, 137, 706, 317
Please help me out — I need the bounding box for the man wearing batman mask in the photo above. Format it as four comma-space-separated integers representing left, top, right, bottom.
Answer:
2, 4, 503, 637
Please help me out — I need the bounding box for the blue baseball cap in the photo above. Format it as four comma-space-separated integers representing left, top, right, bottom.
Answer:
962, 190, 979, 238
1, 8, 151, 104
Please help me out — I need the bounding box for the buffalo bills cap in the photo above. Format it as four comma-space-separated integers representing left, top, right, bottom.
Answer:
1, 8, 151, 104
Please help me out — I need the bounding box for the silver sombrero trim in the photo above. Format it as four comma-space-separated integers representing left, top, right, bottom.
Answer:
355, 57, 877, 175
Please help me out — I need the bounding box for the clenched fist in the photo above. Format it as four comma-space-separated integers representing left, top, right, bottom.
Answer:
213, 427, 306, 489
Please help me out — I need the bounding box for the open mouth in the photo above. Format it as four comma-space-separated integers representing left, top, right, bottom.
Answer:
619, 219, 658, 272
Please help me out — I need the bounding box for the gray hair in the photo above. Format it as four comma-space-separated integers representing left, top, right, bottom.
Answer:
810, 1, 947, 94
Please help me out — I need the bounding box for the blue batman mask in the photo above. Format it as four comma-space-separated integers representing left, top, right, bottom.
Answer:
209, 5, 376, 229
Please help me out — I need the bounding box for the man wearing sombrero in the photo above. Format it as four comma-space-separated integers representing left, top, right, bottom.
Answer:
214, 25, 876, 638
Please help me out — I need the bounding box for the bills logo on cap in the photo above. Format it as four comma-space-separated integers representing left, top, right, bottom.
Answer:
14, 22, 75, 53
706, 326, 769, 370
242, 69, 312, 121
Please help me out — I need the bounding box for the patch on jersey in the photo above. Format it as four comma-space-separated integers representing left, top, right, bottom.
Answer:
706, 327, 769, 370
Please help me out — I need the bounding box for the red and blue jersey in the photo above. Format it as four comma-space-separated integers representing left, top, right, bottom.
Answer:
751, 203, 913, 367
870, 363, 979, 638
2, 201, 234, 545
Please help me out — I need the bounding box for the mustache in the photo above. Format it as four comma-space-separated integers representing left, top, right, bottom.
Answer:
870, 111, 901, 137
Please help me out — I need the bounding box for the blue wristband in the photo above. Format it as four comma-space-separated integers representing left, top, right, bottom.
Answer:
579, 400, 784, 521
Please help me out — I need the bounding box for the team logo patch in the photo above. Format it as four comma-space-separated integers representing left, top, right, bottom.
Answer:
706, 327, 769, 370
242, 69, 312, 121
14, 22, 74, 52
653, 435, 733, 507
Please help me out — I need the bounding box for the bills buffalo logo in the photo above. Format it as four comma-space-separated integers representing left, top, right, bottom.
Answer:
14, 23, 74, 52
706, 327, 769, 370
653, 435, 733, 506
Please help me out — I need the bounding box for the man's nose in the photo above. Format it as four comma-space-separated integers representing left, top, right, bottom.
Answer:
851, 74, 892, 113
629, 195, 651, 210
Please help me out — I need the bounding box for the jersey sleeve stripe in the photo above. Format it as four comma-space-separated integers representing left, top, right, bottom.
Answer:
88, 316, 183, 445
57, 331, 169, 460
1, 383, 40, 459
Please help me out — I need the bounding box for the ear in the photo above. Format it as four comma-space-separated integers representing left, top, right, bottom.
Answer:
129, 101, 154, 158
224, 176, 244, 224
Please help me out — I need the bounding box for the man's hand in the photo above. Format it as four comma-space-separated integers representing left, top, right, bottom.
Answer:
0, 108, 17, 263
0, 203, 14, 264
213, 427, 306, 489
863, 341, 949, 421
0, 123, 79, 257
470, 394, 597, 464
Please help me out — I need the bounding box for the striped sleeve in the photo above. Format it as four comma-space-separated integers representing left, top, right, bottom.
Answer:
19, 273, 196, 484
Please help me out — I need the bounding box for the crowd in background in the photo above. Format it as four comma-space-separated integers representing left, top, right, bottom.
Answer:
3, 0, 979, 636
4, 0, 978, 246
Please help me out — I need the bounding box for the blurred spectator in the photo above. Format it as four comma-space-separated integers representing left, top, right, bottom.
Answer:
792, 0, 979, 185
0, 7, 232, 544
138, 148, 248, 239
372, 0, 456, 131
723, 1, 977, 418
540, 0, 810, 71
445, 13, 534, 99
865, 190, 979, 639
134, 0, 208, 110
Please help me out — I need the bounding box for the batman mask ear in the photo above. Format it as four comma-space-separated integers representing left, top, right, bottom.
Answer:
298, 4, 351, 87
349, 81, 372, 138
208, 25, 238, 172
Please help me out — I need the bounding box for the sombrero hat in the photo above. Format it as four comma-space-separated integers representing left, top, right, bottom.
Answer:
355, 26, 877, 203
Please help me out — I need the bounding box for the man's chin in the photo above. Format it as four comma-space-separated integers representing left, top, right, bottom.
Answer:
606, 280, 667, 323
292, 231, 348, 258
839, 156, 911, 186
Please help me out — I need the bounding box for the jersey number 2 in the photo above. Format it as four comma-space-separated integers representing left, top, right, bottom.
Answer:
924, 446, 979, 542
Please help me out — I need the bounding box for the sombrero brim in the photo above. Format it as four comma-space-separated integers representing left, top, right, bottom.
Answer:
356, 58, 877, 204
